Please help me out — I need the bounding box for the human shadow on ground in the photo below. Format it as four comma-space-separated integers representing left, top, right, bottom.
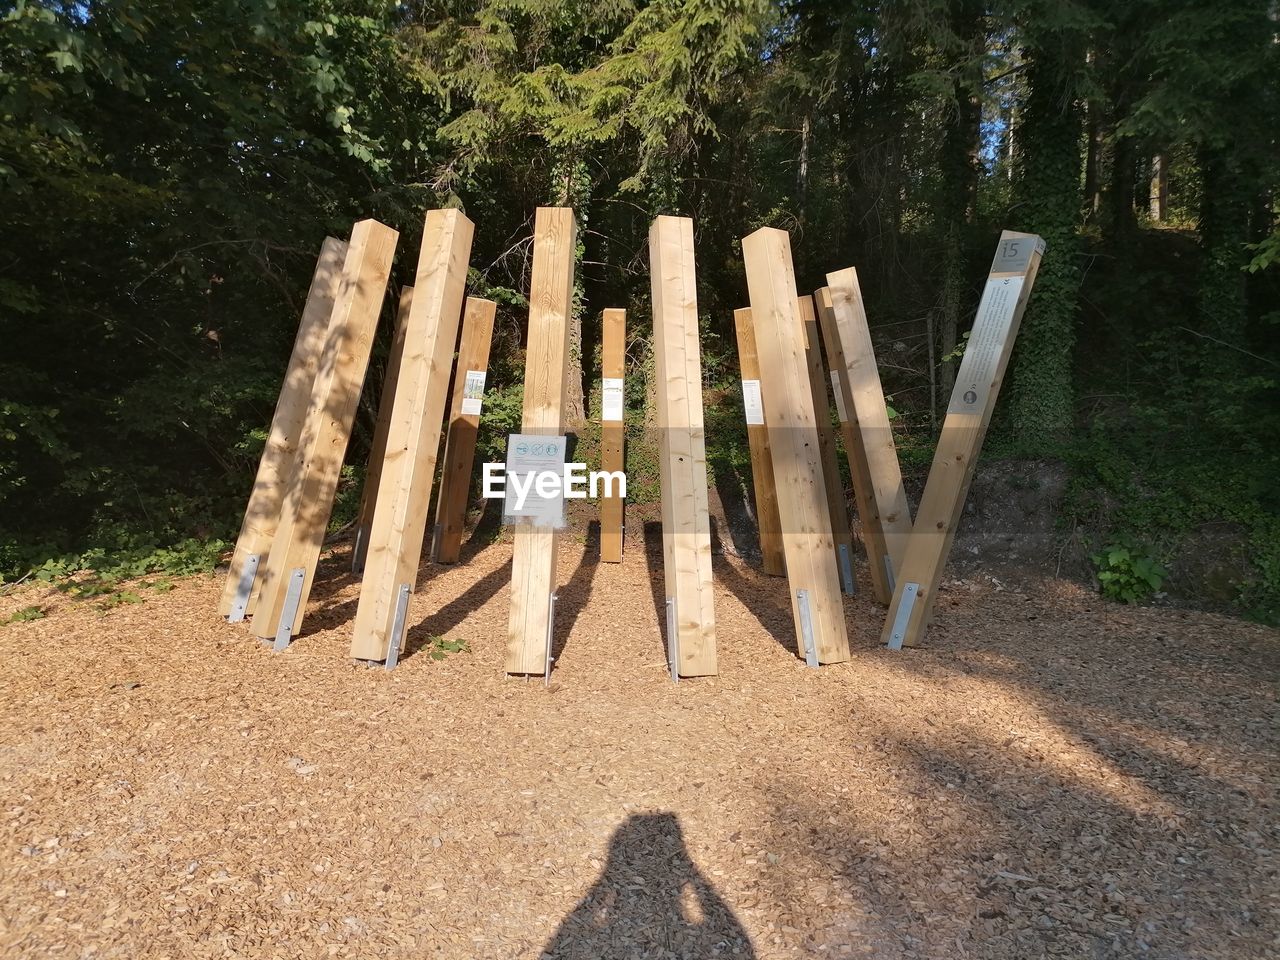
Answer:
541, 813, 756, 960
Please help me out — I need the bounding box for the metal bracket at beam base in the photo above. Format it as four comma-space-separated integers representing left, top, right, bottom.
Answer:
384, 582, 411, 671
227, 553, 260, 623
886, 581, 920, 651
883, 555, 897, 595
837, 544, 855, 596
351, 527, 367, 576
543, 592, 558, 686
272, 567, 307, 652
797, 589, 819, 668
665, 596, 679, 684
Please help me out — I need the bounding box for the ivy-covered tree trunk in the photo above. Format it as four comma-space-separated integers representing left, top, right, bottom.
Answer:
1196, 151, 1252, 376
1006, 36, 1085, 448
552, 155, 591, 430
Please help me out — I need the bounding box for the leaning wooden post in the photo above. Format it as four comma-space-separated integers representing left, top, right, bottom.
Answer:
742, 227, 849, 665
599, 308, 626, 562
219, 236, 347, 620
506, 207, 576, 675
817, 275, 914, 604
651, 215, 718, 677
882, 231, 1044, 649
431, 296, 497, 564
349, 209, 474, 664
252, 219, 399, 647
732, 308, 785, 577
352, 285, 414, 575
798, 294, 856, 595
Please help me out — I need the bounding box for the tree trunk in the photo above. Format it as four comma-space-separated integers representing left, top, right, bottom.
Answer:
552, 157, 589, 430
1197, 151, 1251, 376
1149, 154, 1168, 221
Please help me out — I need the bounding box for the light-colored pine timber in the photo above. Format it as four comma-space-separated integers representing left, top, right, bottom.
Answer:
881, 230, 1044, 648
252, 219, 398, 642
349, 209, 474, 662
742, 227, 849, 664
599, 308, 626, 563
219, 236, 347, 617
506, 208, 577, 674
798, 294, 855, 594
651, 216, 718, 676
817, 275, 914, 603
732, 307, 785, 577
431, 296, 497, 564
351, 284, 414, 575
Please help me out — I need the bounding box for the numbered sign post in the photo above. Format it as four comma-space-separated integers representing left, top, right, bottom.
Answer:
219, 236, 347, 620
798, 294, 856, 595
253, 219, 399, 647
817, 272, 914, 604
432, 296, 498, 564
732, 307, 785, 576
349, 208, 474, 664
599, 308, 626, 562
651, 216, 717, 677
742, 227, 849, 665
882, 230, 1045, 649
507, 208, 576, 675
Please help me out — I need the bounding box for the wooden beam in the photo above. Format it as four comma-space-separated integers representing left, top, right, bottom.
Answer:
252, 219, 399, 645
431, 296, 497, 564
817, 274, 914, 604
351, 284, 414, 575
732, 307, 785, 577
350, 209, 474, 662
506, 208, 576, 675
798, 294, 856, 595
882, 230, 1045, 649
651, 216, 718, 677
219, 236, 347, 619
599, 308, 626, 562
742, 227, 849, 665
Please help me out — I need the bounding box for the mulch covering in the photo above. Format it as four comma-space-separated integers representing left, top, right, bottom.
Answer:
1, 537, 1276, 959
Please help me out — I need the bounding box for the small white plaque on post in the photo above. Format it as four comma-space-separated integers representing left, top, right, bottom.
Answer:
461, 370, 486, 416
503, 433, 567, 528
742, 379, 765, 426
830, 371, 849, 422
601, 377, 624, 422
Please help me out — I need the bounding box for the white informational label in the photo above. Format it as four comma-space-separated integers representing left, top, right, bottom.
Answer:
601, 377, 624, 422
947, 276, 1025, 415
461, 370, 486, 416
503, 433, 567, 528
742, 379, 765, 426
830, 371, 849, 422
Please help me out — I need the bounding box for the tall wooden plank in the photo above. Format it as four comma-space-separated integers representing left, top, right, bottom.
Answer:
651, 216, 718, 677
798, 294, 856, 595
599, 308, 626, 562
219, 236, 347, 618
506, 208, 576, 674
349, 209, 474, 662
742, 227, 849, 664
351, 284, 414, 575
431, 296, 497, 564
732, 308, 785, 576
817, 275, 914, 604
882, 230, 1044, 649
252, 219, 399, 644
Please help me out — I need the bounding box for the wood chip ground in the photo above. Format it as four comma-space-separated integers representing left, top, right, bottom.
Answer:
1, 536, 1276, 958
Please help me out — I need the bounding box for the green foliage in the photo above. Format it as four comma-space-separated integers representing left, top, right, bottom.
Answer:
424, 634, 470, 661
5, 605, 46, 624
1093, 542, 1168, 604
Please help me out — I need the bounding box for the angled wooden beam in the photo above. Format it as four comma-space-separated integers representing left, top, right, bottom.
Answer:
651, 215, 717, 677
599, 308, 626, 563
219, 236, 347, 620
817, 275, 913, 604
431, 296, 497, 564
252, 219, 399, 646
742, 227, 849, 665
798, 294, 856, 596
350, 209, 474, 663
732, 307, 785, 577
352, 284, 414, 575
882, 230, 1045, 649
506, 207, 576, 675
